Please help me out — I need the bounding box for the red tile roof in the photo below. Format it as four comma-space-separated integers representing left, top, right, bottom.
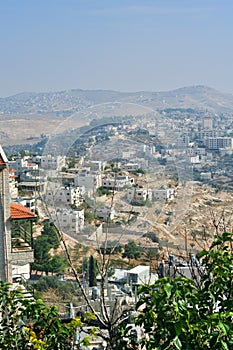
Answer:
0, 154, 6, 166
10, 203, 36, 219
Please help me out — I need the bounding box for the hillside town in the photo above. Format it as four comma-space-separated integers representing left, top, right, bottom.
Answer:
1, 108, 233, 348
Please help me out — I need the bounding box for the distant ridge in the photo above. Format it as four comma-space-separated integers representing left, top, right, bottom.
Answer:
1, 85, 233, 115
1, 85, 233, 146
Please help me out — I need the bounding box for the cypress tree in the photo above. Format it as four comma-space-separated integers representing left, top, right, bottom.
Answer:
89, 255, 97, 287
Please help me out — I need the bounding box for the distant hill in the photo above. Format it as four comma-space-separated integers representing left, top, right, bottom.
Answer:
1, 85, 233, 115
1, 85, 233, 146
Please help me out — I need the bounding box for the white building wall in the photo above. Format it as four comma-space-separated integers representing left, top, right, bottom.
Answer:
95, 207, 115, 221
74, 173, 102, 195
127, 188, 152, 202
51, 209, 84, 234
46, 186, 84, 205
40, 155, 66, 171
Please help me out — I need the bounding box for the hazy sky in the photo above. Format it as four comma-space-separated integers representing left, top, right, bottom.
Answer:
1, 0, 233, 97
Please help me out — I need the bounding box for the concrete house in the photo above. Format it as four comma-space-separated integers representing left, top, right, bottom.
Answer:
9, 157, 38, 177
95, 206, 115, 221
45, 184, 85, 206
127, 187, 152, 203
102, 175, 134, 191
51, 208, 84, 235
40, 154, 66, 171
152, 186, 176, 201
74, 169, 102, 196
127, 265, 150, 285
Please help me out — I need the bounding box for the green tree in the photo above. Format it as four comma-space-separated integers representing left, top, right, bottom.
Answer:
0, 281, 92, 350
47, 255, 67, 275
89, 255, 97, 287
126, 232, 233, 350
41, 222, 61, 249
34, 276, 80, 302
122, 240, 141, 264
33, 235, 51, 266
97, 187, 111, 196
34, 275, 60, 292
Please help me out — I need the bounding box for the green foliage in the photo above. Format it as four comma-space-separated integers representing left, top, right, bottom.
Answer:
72, 242, 82, 261
143, 232, 159, 243
32, 226, 67, 275
135, 168, 146, 174
33, 235, 51, 266
34, 276, 80, 301
41, 222, 61, 249
97, 186, 111, 196
0, 282, 84, 349
122, 240, 141, 263
127, 232, 233, 350
89, 255, 97, 287
100, 240, 123, 254
34, 275, 61, 291
107, 265, 115, 277
46, 255, 67, 275
84, 210, 96, 223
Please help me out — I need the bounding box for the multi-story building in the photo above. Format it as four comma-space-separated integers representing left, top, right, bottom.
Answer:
203, 116, 213, 129
95, 206, 115, 221
176, 135, 190, 148
45, 185, 85, 206
102, 175, 134, 191
152, 187, 176, 201
51, 208, 84, 235
186, 153, 200, 164
199, 130, 219, 140
74, 169, 102, 196
123, 163, 139, 172
204, 137, 233, 150
9, 157, 38, 177
40, 154, 66, 171
127, 187, 152, 203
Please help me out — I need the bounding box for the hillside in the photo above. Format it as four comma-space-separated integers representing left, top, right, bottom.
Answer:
1, 85, 233, 145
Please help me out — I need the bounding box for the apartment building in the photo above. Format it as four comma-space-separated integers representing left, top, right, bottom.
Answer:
204, 137, 233, 150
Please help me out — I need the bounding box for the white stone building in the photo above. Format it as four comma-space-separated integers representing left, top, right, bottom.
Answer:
152, 187, 176, 201
102, 175, 134, 191
186, 154, 200, 164
13, 197, 36, 213
40, 154, 66, 171
204, 137, 233, 150
51, 208, 84, 235
127, 265, 150, 285
9, 157, 38, 177
123, 163, 139, 172
45, 185, 85, 206
95, 206, 115, 221
127, 187, 152, 203
74, 169, 102, 196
